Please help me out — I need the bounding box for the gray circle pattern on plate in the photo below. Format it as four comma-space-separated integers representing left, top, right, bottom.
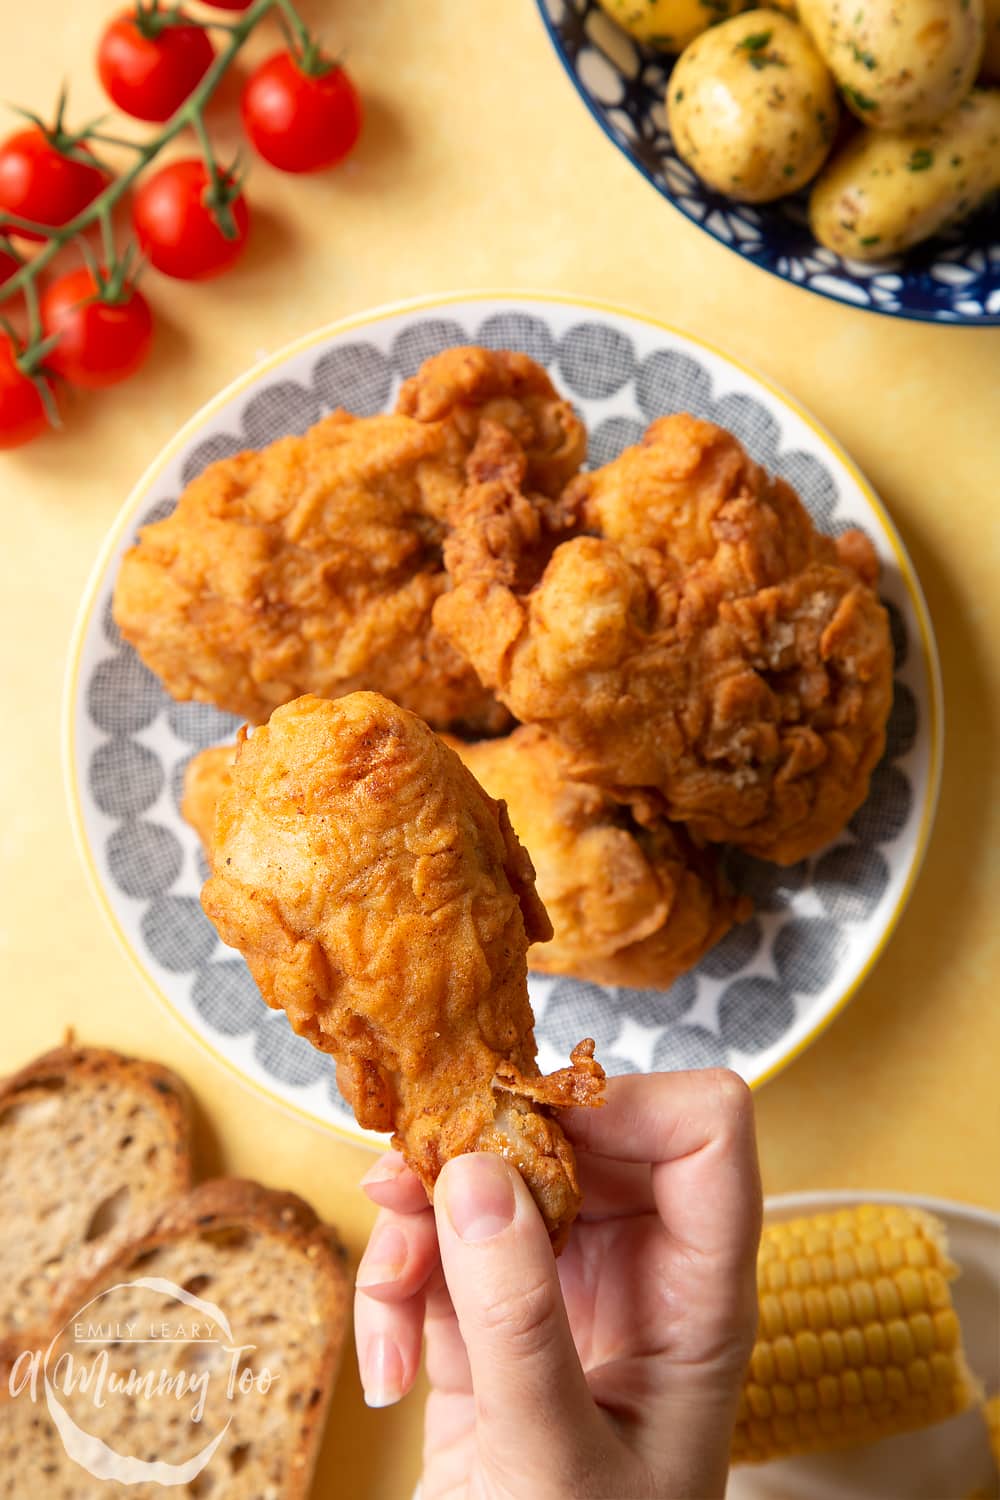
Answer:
696, 918, 762, 980
241, 381, 321, 446
773, 919, 846, 996
167, 701, 242, 748
476, 312, 555, 366
106, 820, 183, 900
391, 320, 467, 378
312, 343, 393, 416
141, 896, 218, 973
587, 415, 644, 468
83, 311, 921, 1109
885, 681, 918, 761
653, 1025, 728, 1072
540, 979, 624, 1051
90, 739, 163, 818
192, 961, 262, 1037
254, 1012, 327, 1087
849, 764, 913, 845
557, 323, 636, 399
718, 979, 796, 1054
635, 350, 713, 422
181, 434, 244, 488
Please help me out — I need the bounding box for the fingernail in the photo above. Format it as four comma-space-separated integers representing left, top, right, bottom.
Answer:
361, 1333, 404, 1408
356, 1224, 408, 1289
443, 1154, 516, 1243
360, 1157, 402, 1190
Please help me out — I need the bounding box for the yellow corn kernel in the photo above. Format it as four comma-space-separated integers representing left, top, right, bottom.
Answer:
933, 1309, 960, 1351
774, 1336, 798, 1383
781, 1289, 806, 1334
888, 1318, 914, 1363
773, 1383, 797, 1416
795, 1330, 823, 1379
817, 1374, 840, 1410
910, 1312, 935, 1357
842, 1326, 866, 1368
750, 1344, 775, 1385
827, 1284, 852, 1328
864, 1322, 888, 1365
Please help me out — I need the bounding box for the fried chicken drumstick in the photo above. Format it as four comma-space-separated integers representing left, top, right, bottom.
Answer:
450, 726, 750, 989
436, 415, 893, 864
114, 347, 585, 734
200, 693, 604, 1249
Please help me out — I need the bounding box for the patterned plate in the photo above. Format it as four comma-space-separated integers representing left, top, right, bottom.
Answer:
64, 295, 942, 1144
536, 0, 1000, 324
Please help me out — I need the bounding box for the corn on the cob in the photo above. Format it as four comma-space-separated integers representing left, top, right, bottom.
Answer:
732, 1204, 980, 1463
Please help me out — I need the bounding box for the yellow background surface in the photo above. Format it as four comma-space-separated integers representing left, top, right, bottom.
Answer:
1, 3, 998, 1496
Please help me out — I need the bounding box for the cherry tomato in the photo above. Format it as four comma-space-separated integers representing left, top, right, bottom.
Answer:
41, 267, 153, 390
201, 0, 253, 8
241, 52, 362, 173
0, 129, 107, 242
97, 10, 215, 122
0, 335, 53, 449
132, 159, 250, 280
0, 246, 18, 288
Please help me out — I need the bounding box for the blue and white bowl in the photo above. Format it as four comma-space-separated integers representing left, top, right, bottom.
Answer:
537, 0, 1000, 324
65, 295, 942, 1143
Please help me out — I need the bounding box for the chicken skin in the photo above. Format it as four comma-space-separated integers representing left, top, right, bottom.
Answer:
184, 727, 748, 991
436, 416, 893, 864
200, 694, 604, 1249
451, 726, 750, 990
114, 347, 585, 734
181, 742, 236, 857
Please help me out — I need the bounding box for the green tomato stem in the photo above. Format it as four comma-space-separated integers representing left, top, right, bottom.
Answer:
0, 0, 277, 308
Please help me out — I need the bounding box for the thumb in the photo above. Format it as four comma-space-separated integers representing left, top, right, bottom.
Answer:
434, 1152, 598, 1469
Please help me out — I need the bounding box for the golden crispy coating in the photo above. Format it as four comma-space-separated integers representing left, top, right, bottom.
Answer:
180, 743, 236, 855
114, 347, 585, 734
451, 726, 750, 989
396, 344, 586, 498
200, 694, 604, 1248
436, 416, 893, 865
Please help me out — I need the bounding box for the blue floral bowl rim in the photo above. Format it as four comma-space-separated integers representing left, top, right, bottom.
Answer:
534, 1, 1000, 328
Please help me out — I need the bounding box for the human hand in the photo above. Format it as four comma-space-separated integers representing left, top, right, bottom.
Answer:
353, 1070, 762, 1500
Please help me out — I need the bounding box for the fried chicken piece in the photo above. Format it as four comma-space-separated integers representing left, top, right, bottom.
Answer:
436, 416, 893, 865
185, 727, 749, 991
396, 344, 586, 498
180, 743, 236, 855
450, 726, 750, 989
200, 694, 604, 1249
114, 347, 585, 733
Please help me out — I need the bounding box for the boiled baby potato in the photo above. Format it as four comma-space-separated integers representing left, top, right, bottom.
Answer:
797, 0, 985, 129
594, 0, 755, 53
981, 0, 1000, 82
667, 11, 839, 202
810, 89, 1000, 258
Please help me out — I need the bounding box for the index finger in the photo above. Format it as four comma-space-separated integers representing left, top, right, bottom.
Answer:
563, 1069, 761, 1268
561, 1069, 751, 1165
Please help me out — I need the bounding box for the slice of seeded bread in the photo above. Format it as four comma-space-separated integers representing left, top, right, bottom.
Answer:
0, 1178, 349, 1499
0, 1046, 192, 1335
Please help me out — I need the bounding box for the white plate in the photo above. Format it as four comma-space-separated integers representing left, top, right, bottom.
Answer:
730, 1191, 1000, 1500
63, 294, 943, 1143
